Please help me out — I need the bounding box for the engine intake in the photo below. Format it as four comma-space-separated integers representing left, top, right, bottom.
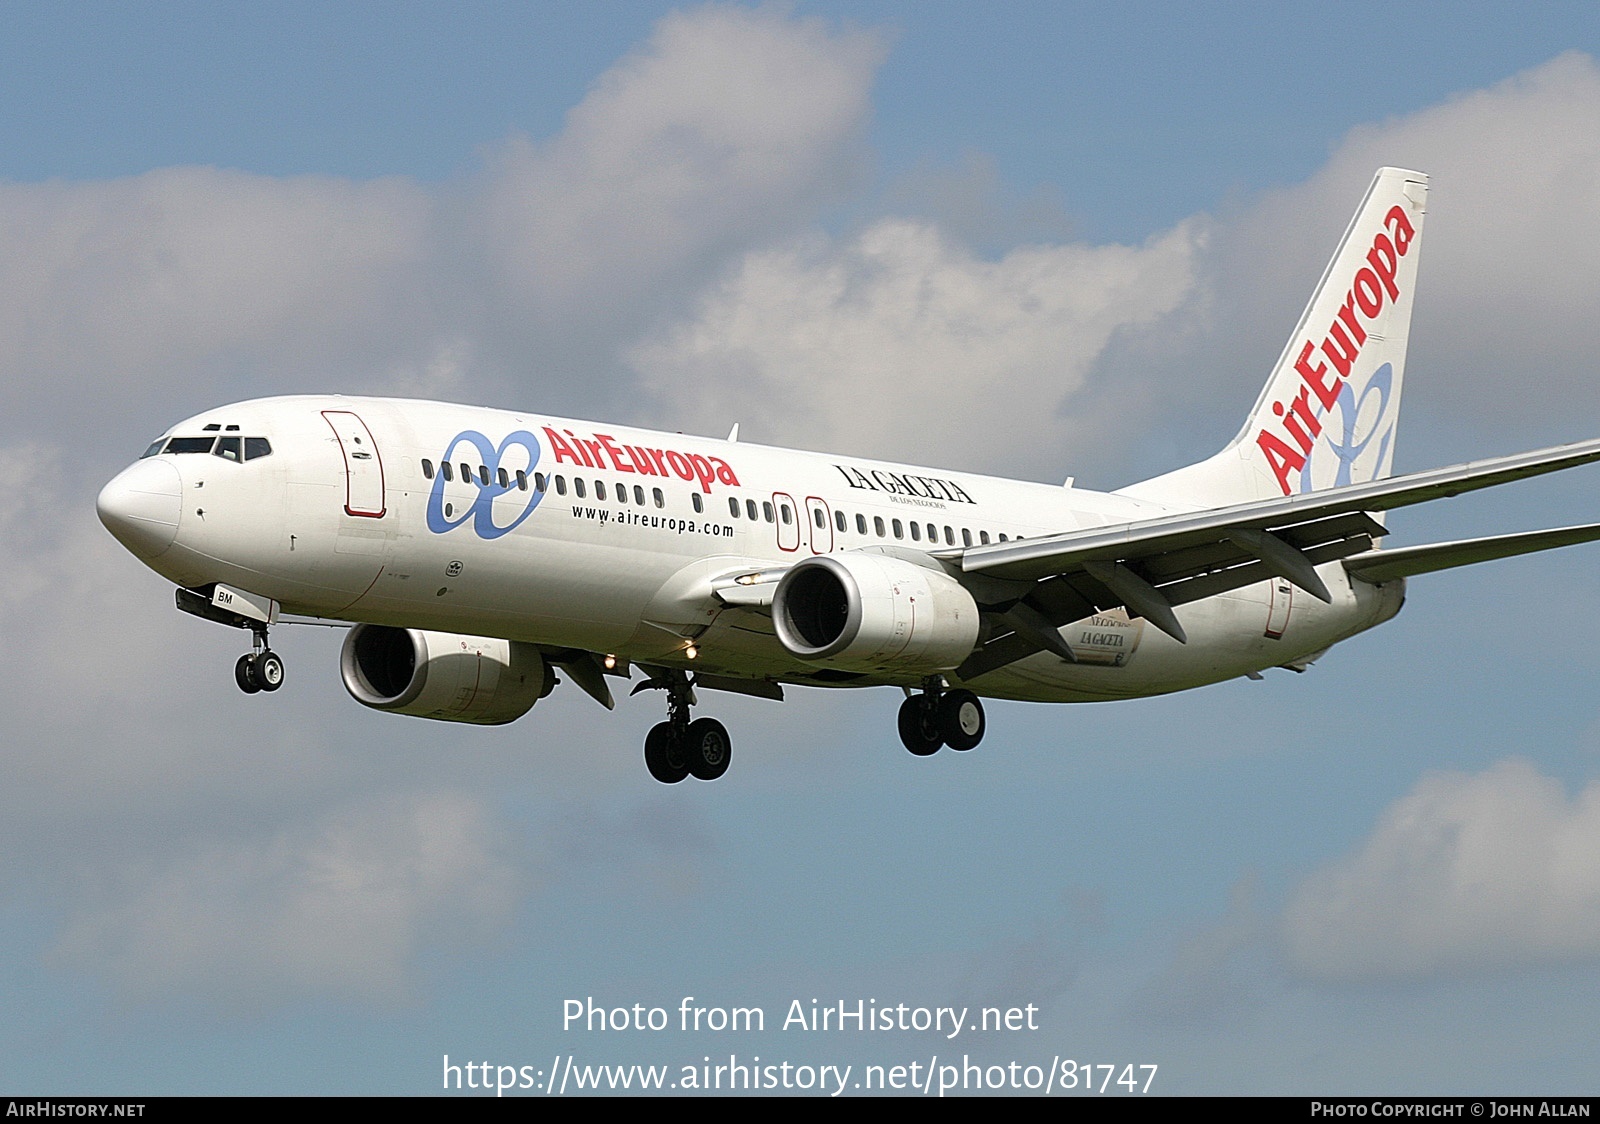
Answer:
772, 553, 979, 674
340, 625, 550, 725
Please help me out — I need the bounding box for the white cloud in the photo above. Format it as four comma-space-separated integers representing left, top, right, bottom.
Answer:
49, 791, 517, 1006
0, 169, 433, 421
630, 216, 1204, 475
1193, 52, 1600, 442
1282, 759, 1600, 982
0, 5, 884, 449
473, 4, 882, 315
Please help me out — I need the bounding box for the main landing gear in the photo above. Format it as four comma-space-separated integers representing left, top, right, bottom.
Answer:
634, 668, 731, 784
897, 678, 985, 757
234, 626, 285, 695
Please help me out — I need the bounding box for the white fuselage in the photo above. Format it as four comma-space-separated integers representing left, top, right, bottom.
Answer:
102, 395, 1404, 704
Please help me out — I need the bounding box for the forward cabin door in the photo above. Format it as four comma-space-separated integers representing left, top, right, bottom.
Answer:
322, 410, 387, 518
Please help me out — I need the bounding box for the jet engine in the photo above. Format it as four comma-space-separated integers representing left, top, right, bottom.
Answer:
772, 553, 980, 674
340, 624, 551, 725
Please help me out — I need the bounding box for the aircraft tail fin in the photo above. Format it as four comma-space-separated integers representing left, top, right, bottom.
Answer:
1120, 167, 1428, 507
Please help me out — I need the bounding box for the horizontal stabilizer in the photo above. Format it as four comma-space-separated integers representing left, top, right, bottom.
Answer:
1343, 522, 1600, 583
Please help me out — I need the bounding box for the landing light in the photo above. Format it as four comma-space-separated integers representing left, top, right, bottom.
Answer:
603, 653, 617, 670
685, 644, 698, 660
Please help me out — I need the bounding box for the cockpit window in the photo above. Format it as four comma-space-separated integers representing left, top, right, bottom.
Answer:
213, 436, 242, 462
244, 438, 272, 460
165, 436, 216, 454
141, 439, 167, 459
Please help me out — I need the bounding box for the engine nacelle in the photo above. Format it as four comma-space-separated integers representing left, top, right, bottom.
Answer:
772, 553, 980, 674
340, 625, 550, 725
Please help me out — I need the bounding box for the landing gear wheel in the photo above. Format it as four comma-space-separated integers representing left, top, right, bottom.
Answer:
254, 650, 285, 692
685, 717, 731, 781
235, 654, 262, 694
898, 696, 943, 756
644, 722, 690, 784
938, 690, 985, 751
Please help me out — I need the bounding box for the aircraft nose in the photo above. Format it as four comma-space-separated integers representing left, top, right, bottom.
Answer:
97, 458, 182, 558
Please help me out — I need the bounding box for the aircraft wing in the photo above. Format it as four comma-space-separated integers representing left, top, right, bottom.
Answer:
1342, 522, 1600, 583
943, 437, 1600, 678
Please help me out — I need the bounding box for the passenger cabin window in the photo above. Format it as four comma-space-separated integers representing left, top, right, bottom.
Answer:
692, 493, 704, 513
962, 528, 973, 547
213, 436, 242, 462
944, 526, 955, 545
555, 476, 566, 495
874, 516, 885, 537
534, 472, 546, 492
459, 462, 471, 483
498, 467, 509, 488
729, 497, 740, 518
762, 501, 774, 524
595, 481, 606, 501
856, 514, 867, 534
780, 503, 792, 525
442, 462, 454, 482
746, 499, 758, 521
892, 518, 903, 539
979, 531, 990, 545
909, 521, 920, 541
516, 470, 528, 491
422, 459, 435, 479
835, 510, 846, 533
574, 478, 585, 498
479, 466, 490, 486
634, 485, 645, 505
653, 488, 664, 509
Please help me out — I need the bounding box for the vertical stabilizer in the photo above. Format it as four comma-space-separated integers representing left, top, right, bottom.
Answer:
1121, 167, 1428, 507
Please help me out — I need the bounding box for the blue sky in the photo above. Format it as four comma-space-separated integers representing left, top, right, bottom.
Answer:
6, 0, 1600, 1096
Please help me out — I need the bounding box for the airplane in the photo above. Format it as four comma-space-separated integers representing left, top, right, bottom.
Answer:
96, 167, 1600, 783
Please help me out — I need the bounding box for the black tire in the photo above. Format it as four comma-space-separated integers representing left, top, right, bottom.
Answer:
255, 650, 285, 692
685, 717, 732, 781
644, 722, 690, 784
897, 695, 942, 756
938, 690, 985, 751
235, 653, 262, 694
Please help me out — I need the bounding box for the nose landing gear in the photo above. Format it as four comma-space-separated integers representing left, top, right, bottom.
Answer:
234, 627, 285, 694
174, 585, 287, 697
897, 679, 985, 756
635, 667, 732, 783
